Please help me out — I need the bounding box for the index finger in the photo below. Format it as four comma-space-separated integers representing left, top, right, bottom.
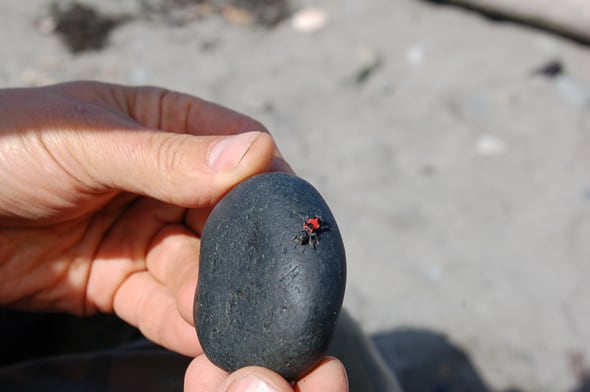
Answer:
53, 81, 266, 135
122, 86, 294, 174
127, 87, 269, 136
54, 81, 293, 173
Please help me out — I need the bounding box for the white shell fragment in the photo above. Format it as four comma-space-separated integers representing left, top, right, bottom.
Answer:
476, 134, 508, 156
291, 7, 329, 33
406, 44, 425, 66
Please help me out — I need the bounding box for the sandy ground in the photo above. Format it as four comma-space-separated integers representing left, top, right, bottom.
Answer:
2, 1, 590, 391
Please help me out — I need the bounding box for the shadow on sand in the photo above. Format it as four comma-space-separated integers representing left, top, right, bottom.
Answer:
372, 327, 590, 392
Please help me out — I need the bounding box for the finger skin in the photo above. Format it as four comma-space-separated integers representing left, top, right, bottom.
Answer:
184, 357, 348, 392
293, 358, 349, 392
185, 354, 228, 392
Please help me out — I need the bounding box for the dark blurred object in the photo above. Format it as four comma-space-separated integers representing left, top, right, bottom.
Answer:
221, 0, 291, 27
532, 60, 564, 79
0, 308, 404, 392
0, 309, 141, 367
50, 2, 130, 53
372, 328, 590, 392
372, 328, 496, 392
420, 0, 590, 45
572, 379, 590, 392
0, 308, 188, 392
328, 310, 404, 392
141, 0, 291, 27
354, 54, 384, 85
0, 349, 190, 392
569, 352, 590, 392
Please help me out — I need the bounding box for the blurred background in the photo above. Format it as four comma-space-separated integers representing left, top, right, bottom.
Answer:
1, 1, 589, 391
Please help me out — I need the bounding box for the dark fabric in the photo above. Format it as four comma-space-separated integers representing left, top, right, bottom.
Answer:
0, 309, 189, 391
0, 308, 404, 392
0, 309, 142, 367
0, 349, 191, 392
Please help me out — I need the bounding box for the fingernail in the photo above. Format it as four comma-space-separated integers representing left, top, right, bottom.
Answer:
209, 131, 261, 171
224, 375, 278, 392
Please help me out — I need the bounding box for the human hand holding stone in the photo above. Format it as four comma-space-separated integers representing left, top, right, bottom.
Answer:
0, 81, 348, 392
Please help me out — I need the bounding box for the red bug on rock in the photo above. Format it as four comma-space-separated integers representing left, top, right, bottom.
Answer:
294, 216, 328, 249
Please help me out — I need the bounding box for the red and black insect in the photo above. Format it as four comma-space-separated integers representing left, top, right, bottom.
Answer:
293, 216, 329, 249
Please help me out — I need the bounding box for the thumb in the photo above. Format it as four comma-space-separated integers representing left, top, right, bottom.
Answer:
81, 129, 276, 207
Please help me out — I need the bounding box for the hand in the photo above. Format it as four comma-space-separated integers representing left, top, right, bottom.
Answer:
0, 81, 348, 392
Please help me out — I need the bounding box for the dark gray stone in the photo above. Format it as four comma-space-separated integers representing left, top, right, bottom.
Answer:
194, 173, 347, 381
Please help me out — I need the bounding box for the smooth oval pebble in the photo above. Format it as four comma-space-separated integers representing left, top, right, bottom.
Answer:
194, 172, 346, 381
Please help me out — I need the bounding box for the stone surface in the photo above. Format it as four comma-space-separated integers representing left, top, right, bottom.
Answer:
194, 173, 346, 381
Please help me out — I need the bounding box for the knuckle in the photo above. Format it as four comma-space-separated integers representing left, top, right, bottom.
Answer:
154, 134, 186, 175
